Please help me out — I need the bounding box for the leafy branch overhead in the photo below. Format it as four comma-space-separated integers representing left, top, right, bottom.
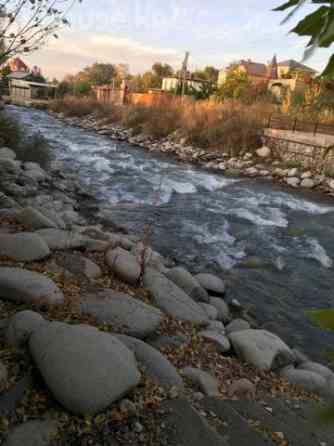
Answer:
274, 0, 334, 76
0, 0, 82, 62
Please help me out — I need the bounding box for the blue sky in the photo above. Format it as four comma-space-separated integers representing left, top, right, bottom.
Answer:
26, 0, 333, 79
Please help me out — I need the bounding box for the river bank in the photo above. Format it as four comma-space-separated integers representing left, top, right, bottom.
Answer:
49, 109, 334, 198
0, 110, 334, 446
0, 104, 333, 443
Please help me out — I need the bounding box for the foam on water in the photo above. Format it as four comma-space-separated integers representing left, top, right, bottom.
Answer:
305, 238, 333, 269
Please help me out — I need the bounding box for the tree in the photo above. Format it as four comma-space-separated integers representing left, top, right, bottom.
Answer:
193, 66, 219, 83
152, 62, 174, 79
217, 69, 252, 102
274, 1, 334, 76
0, 0, 81, 63
77, 63, 117, 86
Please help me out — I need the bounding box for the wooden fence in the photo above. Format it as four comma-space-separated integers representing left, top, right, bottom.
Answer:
267, 114, 334, 137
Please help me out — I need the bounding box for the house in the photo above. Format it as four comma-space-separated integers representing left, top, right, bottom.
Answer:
8, 72, 55, 103
218, 56, 317, 100
277, 60, 317, 80
8, 57, 29, 73
162, 76, 209, 93
218, 59, 269, 86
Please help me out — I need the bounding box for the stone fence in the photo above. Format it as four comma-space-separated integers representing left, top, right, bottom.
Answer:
263, 128, 334, 174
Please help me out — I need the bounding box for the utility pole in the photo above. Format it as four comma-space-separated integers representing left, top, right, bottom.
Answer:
181, 51, 190, 99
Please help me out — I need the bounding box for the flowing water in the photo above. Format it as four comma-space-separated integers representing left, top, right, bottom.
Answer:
9, 105, 334, 360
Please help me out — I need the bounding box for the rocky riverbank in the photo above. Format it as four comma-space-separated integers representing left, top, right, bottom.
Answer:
0, 122, 333, 444
50, 110, 334, 198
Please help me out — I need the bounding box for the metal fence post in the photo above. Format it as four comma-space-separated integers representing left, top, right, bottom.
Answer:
292, 118, 297, 132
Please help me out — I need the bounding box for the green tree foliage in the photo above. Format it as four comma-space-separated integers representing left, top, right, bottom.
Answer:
217, 70, 252, 101
152, 62, 174, 79
193, 66, 219, 83
274, 1, 334, 76
77, 63, 117, 86
130, 63, 174, 92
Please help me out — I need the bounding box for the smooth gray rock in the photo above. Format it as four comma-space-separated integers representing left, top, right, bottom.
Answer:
200, 331, 231, 353
297, 362, 334, 380
0, 192, 19, 209
56, 253, 102, 280
292, 348, 309, 365
150, 335, 190, 350
0, 361, 8, 390
207, 321, 225, 334
106, 247, 141, 285
3, 420, 57, 446
116, 334, 183, 390
182, 367, 220, 396
229, 330, 294, 371
0, 147, 16, 160
0, 233, 50, 261
226, 319, 250, 335
195, 273, 225, 295
16, 207, 57, 230
143, 269, 208, 324
209, 298, 231, 323
166, 267, 209, 303
0, 268, 64, 306
36, 229, 87, 250
80, 289, 163, 339
29, 323, 141, 415
199, 303, 218, 320
280, 366, 326, 395
6, 311, 46, 347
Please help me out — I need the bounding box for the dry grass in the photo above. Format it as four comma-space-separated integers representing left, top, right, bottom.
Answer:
49, 96, 274, 154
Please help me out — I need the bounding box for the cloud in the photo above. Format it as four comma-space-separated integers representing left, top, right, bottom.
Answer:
25, 31, 182, 79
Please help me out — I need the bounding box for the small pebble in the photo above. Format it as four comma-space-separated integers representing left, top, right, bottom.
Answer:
133, 421, 144, 433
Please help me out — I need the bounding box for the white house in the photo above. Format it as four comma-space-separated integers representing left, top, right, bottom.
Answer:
162, 76, 208, 92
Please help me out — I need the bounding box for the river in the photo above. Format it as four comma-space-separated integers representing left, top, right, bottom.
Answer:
8, 105, 334, 361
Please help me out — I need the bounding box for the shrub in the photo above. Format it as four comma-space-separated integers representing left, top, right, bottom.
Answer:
15, 133, 53, 169
49, 96, 100, 117
48, 95, 273, 154
0, 111, 53, 169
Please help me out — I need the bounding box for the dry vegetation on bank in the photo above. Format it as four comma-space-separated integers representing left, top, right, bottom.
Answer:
49, 96, 274, 154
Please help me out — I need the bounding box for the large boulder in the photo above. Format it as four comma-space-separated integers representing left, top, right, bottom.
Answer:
36, 229, 87, 250
209, 298, 231, 323
16, 207, 58, 230
199, 303, 218, 320
0, 233, 50, 261
116, 334, 183, 390
195, 274, 225, 295
200, 331, 231, 353
0, 147, 16, 160
0, 192, 19, 209
80, 289, 163, 339
106, 247, 141, 285
0, 268, 64, 306
182, 367, 220, 396
29, 323, 141, 415
229, 329, 294, 371
280, 366, 327, 395
226, 319, 250, 335
3, 420, 57, 446
6, 311, 46, 347
297, 362, 334, 380
143, 269, 208, 324
56, 253, 102, 280
256, 146, 271, 158
166, 267, 209, 303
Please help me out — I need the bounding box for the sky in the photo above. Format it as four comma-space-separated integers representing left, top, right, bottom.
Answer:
24, 0, 333, 80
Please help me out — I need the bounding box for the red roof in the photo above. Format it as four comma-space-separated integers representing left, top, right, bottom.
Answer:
240, 60, 268, 77
9, 57, 29, 72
